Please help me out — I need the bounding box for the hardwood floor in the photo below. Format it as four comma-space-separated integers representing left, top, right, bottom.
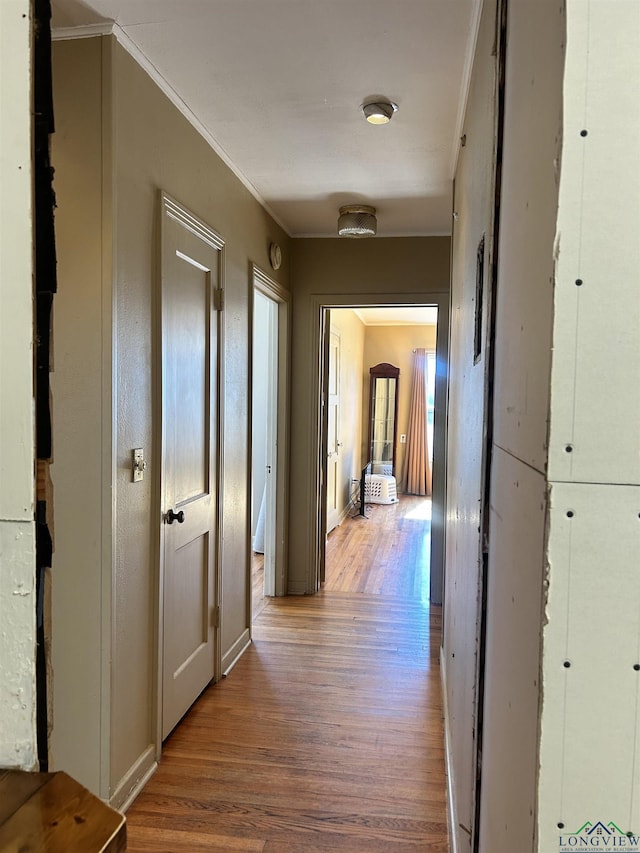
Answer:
125, 496, 448, 852
252, 552, 267, 621
324, 497, 432, 600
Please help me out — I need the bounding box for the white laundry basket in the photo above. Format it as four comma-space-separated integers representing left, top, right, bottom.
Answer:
372, 463, 393, 476
364, 474, 398, 504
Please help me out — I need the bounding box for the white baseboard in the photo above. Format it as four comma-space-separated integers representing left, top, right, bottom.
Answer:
338, 501, 354, 526
441, 645, 459, 853
222, 628, 251, 676
110, 744, 157, 812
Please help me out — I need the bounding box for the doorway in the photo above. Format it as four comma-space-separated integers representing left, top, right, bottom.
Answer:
320, 300, 448, 603
250, 266, 291, 621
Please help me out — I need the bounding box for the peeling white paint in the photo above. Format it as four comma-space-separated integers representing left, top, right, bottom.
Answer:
0, 522, 37, 769
12, 588, 32, 597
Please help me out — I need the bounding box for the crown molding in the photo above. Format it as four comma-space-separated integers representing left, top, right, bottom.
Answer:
51, 23, 114, 40
51, 22, 291, 237
449, 0, 484, 178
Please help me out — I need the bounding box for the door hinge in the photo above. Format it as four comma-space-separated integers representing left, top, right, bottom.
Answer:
212, 606, 220, 628
213, 288, 224, 311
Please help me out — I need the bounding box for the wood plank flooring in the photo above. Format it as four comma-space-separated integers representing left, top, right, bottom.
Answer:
125, 496, 448, 852
252, 552, 267, 621
324, 497, 432, 601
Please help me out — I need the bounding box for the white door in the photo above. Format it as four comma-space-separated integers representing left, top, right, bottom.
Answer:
161, 195, 222, 739
326, 329, 341, 533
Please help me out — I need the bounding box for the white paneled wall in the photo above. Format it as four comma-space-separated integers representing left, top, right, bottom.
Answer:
539, 1, 640, 849
480, 449, 547, 852
477, 1, 563, 849
548, 2, 640, 486
541, 484, 640, 834
450, 2, 640, 850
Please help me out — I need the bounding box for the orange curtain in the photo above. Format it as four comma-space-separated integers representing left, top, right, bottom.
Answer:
403, 348, 431, 496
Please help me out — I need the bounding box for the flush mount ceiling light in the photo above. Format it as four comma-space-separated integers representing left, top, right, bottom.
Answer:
337, 205, 377, 238
361, 99, 398, 125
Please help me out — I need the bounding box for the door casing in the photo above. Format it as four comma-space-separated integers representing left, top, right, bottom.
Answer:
249, 265, 291, 608
155, 192, 224, 752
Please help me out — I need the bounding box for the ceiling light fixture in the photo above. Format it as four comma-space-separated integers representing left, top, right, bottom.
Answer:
337, 205, 377, 238
361, 99, 398, 125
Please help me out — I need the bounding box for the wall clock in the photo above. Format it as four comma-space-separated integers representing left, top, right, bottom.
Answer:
269, 242, 282, 271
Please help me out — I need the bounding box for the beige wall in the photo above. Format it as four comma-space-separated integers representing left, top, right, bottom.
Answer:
328, 309, 365, 522
289, 237, 450, 595
50, 34, 290, 804
112, 35, 290, 731
362, 325, 437, 484
50, 36, 108, 794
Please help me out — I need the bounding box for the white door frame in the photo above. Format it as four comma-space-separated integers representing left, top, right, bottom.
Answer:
155, 192, 224, 755
250, 265, 291, 607
251, 289, 277, 596
310, 292, 450, 603
325, 327, 342, 534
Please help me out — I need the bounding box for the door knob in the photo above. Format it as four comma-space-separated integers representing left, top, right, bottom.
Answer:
165, 508, 185, 524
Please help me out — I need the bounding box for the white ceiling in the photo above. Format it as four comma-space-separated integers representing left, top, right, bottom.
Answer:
51, 0, 480, 237
354, 306, 438, 326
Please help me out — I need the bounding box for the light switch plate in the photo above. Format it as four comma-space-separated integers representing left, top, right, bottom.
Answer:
132, 448, 145, 482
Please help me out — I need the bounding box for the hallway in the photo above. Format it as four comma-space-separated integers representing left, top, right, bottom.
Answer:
125, 497, 448, 851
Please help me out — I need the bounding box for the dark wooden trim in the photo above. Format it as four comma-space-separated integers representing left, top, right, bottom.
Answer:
367, 363, 400, 477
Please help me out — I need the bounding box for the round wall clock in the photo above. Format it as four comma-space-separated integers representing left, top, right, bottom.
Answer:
269, 242, 282, 271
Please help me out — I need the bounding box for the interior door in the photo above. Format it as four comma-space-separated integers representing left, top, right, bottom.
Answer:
161, 195, 222, 740
326, 329, 341, 533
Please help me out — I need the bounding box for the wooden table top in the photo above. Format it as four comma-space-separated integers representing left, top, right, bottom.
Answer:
0, 769, 126, 852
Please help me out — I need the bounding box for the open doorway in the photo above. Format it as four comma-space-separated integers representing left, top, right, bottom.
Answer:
320, 303, 446, 603
250, 266, 290, 622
